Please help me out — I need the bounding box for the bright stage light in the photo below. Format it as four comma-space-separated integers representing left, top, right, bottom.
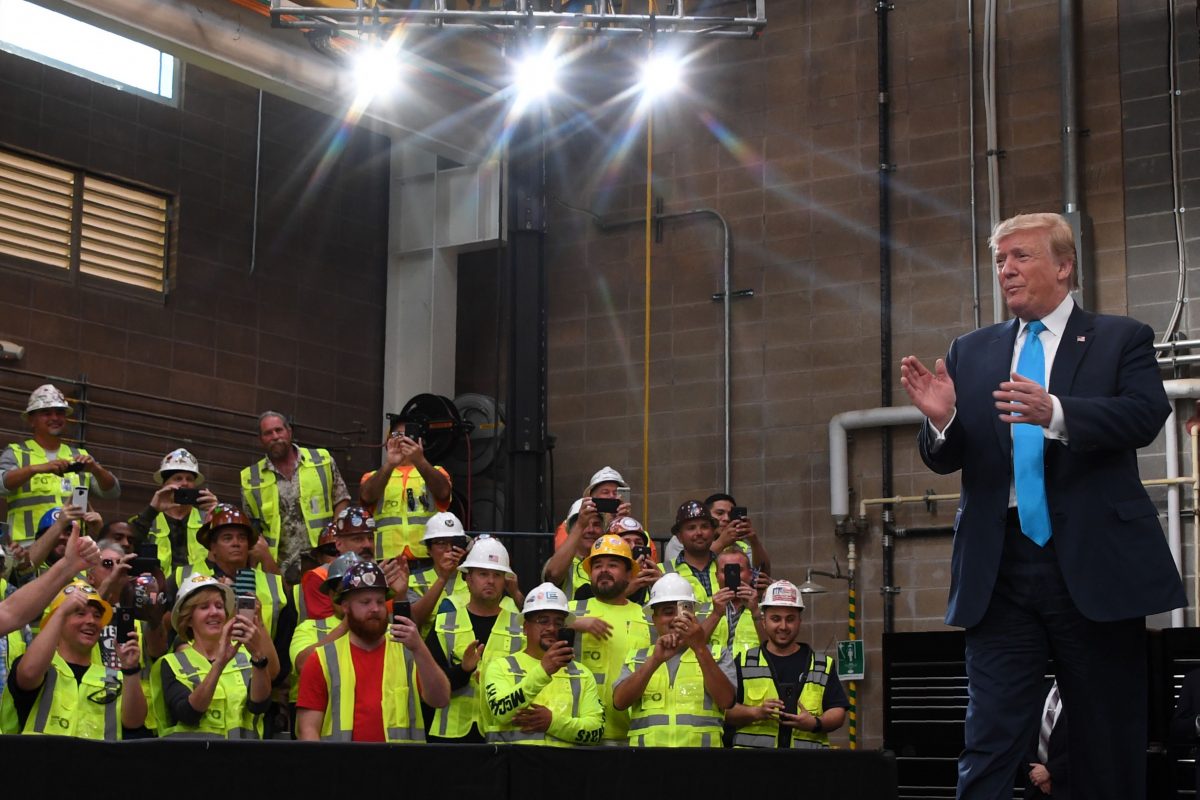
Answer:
353, 40, 401, 99
639, 52, 684, 101
512, 46, 559, 107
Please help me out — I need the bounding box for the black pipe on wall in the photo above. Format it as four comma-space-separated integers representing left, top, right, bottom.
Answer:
876, 0, 897, 635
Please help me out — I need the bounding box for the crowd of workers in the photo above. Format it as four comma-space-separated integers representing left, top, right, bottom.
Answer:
0, 383, 848, 747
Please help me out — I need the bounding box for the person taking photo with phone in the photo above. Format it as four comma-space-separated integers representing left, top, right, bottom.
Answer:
552, 466, 633, 551
5, 580, 144, 739
359, 418, 452, 564
705, 547, 765, 660
86, 538, 168, 738
542, 498, 605, 601
612, 573, 735, 747
0, 384, 119, 547
725, 580, 848, 749
295, 560, 449, 742
424, 534, 523, 743
129, 449, 222, 575
154, 574, 278, 738
407, 512, 472, 629
482, 582, 604, 747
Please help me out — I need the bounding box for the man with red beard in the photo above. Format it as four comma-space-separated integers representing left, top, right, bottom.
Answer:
295, 560, 449, 742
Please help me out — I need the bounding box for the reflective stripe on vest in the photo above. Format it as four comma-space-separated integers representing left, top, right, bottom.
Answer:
732, 647, 832, 749
370, 466, 445, 560
625, 646, 723, 747
295, 583, 308, 624
660, 557, 718, 601
6, 441, 88, 542
149, 508, 205, 572
25, 653, 122, 741
563, 558, 589, 602
318, 637, 424, 743
240, 448, 335, 557
162, 646, 258, 740
431, 600, 524, 739
484, 655, 585, 746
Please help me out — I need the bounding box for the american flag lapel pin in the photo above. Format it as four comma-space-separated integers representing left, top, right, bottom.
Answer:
1076, 335, 1086, 342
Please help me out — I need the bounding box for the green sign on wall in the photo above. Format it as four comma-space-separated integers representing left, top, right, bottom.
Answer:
837, 640, 864, 680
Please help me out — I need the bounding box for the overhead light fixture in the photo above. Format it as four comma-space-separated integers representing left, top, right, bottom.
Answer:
638, 51, 684, 102
512, 45, 560, 111
0, 340, 24, 361
352, 38, 402, 100
798, 568, 829, 595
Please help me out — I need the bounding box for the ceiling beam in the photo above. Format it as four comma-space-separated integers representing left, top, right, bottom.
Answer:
34, 0, 497, 163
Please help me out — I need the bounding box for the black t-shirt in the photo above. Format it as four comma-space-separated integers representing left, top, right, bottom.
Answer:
422, 608, 499, 742
7, 654, 92, 730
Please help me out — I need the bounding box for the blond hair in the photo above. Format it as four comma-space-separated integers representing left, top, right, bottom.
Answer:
174, 586, 229, 641
990, 213, 1078, 289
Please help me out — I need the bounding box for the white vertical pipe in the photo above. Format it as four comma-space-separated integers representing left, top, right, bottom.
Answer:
1165, 409, 1183, 628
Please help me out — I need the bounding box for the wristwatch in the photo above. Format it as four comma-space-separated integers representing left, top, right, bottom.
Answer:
811, 715, 823, 733
250, 655, 269, 669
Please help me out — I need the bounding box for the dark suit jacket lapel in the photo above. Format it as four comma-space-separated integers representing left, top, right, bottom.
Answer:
990, 318, 1020, 454
1049, 305, 1095, 394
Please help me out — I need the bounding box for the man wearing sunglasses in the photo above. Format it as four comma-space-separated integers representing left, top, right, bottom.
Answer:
6, 580, 144, 739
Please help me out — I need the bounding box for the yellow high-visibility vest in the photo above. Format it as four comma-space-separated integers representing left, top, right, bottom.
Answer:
569, 596, 651, 741
154, 645, 261, 739
733, 646, 835, 749
241, 447, 337, 559
5, 440, 91, 544
428, 596, 523, 739
313, 635, 425, 743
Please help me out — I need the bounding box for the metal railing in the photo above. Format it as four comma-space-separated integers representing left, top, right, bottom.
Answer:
0, 366, 370, 521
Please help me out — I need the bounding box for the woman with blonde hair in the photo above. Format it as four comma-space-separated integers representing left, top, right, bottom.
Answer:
154, 574, 278, 738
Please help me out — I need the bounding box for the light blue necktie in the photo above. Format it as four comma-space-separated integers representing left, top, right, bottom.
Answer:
1013, 320, 1051, 546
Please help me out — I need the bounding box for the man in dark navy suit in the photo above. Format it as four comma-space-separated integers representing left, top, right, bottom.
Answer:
900, 212, 1185, 800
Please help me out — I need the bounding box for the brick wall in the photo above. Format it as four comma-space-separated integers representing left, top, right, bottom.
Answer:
0, 54, 389, 520
538, 0, 1137, 747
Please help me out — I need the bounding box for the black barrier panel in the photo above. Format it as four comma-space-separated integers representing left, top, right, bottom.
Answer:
504, 743, 898, 800
0, 735, 897, 799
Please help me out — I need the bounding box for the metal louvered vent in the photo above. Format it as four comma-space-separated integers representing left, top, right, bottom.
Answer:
81, 176, 168, 292
0, 147, 169, 294
0, 149, 74, 270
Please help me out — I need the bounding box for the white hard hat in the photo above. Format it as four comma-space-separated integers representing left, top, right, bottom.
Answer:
523, 582, 570, 616
761, 579, 805, 610
647, 573, 696, 607
154, 448, 205, 486
566, 498, 584, 525
423, 512, 466, 542
585, 466, 628, 496
22, 384, 70, 420
457, 535, 514, 575
171, 574, 235, 635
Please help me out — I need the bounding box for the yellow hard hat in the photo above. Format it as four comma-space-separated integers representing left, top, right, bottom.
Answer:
580, 534, 639, 576
42, 580, 113, 628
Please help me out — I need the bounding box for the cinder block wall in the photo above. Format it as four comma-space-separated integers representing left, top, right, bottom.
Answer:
541, 0, 1159, 748
0, 57, 390, 520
